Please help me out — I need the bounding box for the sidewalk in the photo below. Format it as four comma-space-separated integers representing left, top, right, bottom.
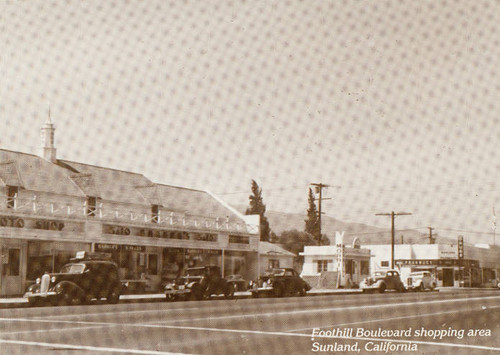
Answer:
0, 288, 363, 309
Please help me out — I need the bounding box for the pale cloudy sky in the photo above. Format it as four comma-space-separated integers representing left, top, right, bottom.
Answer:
1, 0, 499, 239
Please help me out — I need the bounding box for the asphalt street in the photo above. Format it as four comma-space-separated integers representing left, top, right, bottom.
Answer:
0, 289, 499, 354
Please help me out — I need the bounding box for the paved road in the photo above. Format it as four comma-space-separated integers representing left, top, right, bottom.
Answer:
0, 289, 500, 354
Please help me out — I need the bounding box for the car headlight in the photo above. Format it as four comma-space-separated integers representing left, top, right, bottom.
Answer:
36, 278, 41, 284
51, 276, 57, 283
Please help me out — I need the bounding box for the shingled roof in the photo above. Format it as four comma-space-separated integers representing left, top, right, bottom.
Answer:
0, 148, 246, 223
156, 184, 241, 222
59, 160, 153, 205
259, 242, 296, 257
0, 150, 84, 196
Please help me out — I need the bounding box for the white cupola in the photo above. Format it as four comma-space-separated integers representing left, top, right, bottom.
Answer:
40, 108, 57, 163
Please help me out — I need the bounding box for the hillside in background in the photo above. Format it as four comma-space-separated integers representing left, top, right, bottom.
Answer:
264, 209, 431, 246
234, 205, 485, 246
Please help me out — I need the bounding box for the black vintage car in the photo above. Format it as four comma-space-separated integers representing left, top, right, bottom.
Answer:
225, 274, 249, 292
24, 252, 121, 306
164, 265, 234, 301
249, 268, 311, 298
360, 269, 406, 293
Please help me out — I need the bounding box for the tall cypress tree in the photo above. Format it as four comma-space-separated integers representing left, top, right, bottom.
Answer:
304, 187, 320, 239
245, 180, 270, 242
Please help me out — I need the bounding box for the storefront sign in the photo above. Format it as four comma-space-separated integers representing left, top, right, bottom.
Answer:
396, 259, 478, 267
186, 248, 221, 255
123, 245, 145, 252
35, 220, 65, 231
229, 235, 250, 244
336, 232, 345, 279
0, 216, 24, 228
95, 243, 120, 251
103, 225, 130, 235
438, 244, 457, 259
95, 243, 145, 252
138, 228, 217, 242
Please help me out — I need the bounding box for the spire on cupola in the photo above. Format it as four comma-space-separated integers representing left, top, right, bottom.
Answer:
40, 104, 57, 163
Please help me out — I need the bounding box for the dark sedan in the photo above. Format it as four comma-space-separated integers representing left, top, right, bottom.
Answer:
249, 268, 311, 297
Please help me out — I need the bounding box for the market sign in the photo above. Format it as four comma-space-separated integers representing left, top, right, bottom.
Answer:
186, 248, 221, 255
438, 244, 458, 259
95, 243, 145, 252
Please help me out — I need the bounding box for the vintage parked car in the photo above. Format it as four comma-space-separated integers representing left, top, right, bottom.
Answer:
24, 251, 121, 306
360, 269, 406, 293
249, 268, 311, 298
164, 265, 234, 301
225, 274, 249, 292
404, 271, 437, 291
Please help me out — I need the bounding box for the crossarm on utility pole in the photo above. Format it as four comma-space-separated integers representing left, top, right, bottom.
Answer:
376, 211, 412, 269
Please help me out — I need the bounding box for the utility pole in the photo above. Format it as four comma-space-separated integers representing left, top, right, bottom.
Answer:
376, 211, 412, 269
310, 183, 331, 246
428, 227, 435, 244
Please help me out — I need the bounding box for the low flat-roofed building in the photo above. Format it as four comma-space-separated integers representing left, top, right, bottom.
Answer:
300, 238, 370, 289
362, 243, 500, 288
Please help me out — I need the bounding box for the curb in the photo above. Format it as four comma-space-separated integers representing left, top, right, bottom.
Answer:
0, 289, 365, 309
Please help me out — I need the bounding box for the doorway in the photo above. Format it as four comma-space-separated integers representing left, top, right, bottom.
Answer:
442, 268, 454, 287
1, 247, 23, 295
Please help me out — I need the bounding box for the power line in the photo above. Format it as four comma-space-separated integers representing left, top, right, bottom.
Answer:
215, 185, 309, 195
343, 227, 429, 236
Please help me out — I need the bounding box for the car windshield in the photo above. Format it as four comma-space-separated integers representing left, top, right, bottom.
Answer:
373, 271, 386, 277
185, 268, 205, 277
270, 269, 285, 276
60, 263, 85, 274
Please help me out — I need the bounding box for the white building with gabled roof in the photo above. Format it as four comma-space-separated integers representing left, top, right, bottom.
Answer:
0, 120, 260, 296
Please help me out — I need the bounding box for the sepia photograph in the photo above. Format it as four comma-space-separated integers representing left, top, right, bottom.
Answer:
1, 0, 499, 354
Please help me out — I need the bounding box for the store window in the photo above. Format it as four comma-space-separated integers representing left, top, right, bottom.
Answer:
268, 259, 280, 269
6, 186, 18, 209
151, 205, 159, 223
148, 254, 158, 275
317, 260, 328, 273
381, 261, 389, 267
360, 260, 369, 275
86, 196, 97, 217
345, 259, 353, 275
8, 248, 20, 276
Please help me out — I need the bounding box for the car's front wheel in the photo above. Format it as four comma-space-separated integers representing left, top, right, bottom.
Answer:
224, 285, 234, 299
378, 283, 386, 293
107, 288, 120, 304
191, 285, 207, 301
298, 286, 307, 297
28, 297, 41, 307
165, 292, 177, 302
274, 284, 285, 297
58, 290, 80, 306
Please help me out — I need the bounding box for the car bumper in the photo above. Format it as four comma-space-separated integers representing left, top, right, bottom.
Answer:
24, 291, 58, 298
165, 289, 192, 296
249, 287, 274, 294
